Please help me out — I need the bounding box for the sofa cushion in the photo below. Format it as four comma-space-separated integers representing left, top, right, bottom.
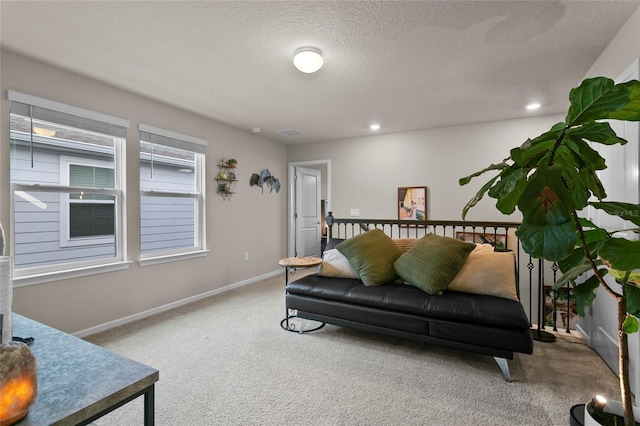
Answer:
336, 229, 402, 286
286, 275, 531, 331
393, 234, 476, 294
317, 249, 360, 279
448, 251, 518, 301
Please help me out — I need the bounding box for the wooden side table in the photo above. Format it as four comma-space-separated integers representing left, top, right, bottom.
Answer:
279, 256, 325, 333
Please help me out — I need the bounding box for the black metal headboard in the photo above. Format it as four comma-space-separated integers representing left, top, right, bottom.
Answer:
325, 213, 572, 339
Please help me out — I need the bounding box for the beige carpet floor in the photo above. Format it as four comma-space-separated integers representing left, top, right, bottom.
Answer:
86, 271, 618, 425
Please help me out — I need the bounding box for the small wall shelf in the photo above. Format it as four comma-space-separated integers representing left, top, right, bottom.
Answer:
216, 163, 238, 200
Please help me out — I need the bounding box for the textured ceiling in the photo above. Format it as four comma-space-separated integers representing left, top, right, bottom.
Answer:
1, 1, 638, 144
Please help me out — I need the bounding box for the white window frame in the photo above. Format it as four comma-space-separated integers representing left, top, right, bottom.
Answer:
8, 90, 129, 286
59, 156, 116, 247
138, 124, 208, 265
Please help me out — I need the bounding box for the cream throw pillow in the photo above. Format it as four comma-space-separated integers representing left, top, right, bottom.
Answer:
317, 249, 360, 279
448, 251, 518, 301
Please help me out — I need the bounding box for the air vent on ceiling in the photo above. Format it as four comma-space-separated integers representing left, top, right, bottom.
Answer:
278, 129, 305, 137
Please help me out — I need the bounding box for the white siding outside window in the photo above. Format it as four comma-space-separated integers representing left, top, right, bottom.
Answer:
138, 124, 207, 265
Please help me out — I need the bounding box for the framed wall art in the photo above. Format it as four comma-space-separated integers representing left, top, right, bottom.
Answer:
397, 186, 427, 221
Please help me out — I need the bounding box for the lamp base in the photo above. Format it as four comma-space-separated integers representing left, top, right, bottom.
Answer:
0, 342, 37, 426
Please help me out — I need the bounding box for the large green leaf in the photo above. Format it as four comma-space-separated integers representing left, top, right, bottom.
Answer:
566, 78, 640, 126
511, 141, 555, 167
578, 217, 600, 230
610, 80, 640, 121
625, 284, 640, 317
622, 315, 639, 334
579, 168, 607, 200
517, 165, 574, 226
553, 262, 593, 289
556, 159, 591, 210
558, 235, 605, 274
611, 269, 640, 283
572, 272, 604, 317
510, 124, 564, 167
529, 122, 566, 145
461, 175, 499, 220
565, 121, 628, 146
558, 248, 586, 273
600, 238, 640, 271
459, 161, 508, 186
516, 219, 577, 261
590, 202, 640, 227
488, 168, 527, 215
564, 136, 607, 171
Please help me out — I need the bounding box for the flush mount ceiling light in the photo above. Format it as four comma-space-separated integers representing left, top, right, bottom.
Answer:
369, 124, 381, 130
526, 103, 541, 110
293, 47, 323, 73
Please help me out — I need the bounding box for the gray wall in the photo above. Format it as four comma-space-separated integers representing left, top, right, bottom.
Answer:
1, 50, 288, 333
288, 114, 564, 222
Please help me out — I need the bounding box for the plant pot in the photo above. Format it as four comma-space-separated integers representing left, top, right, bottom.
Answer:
584, 398, 640, 425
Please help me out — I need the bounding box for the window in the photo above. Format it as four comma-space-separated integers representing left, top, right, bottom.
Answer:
59, 157, 115, 246
138, 124, 207, 263
9, 91, 129, 281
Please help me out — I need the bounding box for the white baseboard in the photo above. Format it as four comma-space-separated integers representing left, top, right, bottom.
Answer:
574, 323, 590, 345
74, 269, 283, 338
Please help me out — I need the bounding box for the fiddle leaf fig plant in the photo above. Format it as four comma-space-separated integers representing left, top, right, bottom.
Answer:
460, 76, 640, 425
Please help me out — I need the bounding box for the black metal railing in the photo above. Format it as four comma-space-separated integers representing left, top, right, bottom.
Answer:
325, 213, 575, 338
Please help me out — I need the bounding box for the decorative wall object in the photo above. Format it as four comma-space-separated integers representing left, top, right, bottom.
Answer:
216, 158, 238, 200
250, 169, 280, 193
397, 187, 427, 221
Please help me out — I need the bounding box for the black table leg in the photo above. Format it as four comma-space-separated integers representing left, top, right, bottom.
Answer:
144, 384, 155, 426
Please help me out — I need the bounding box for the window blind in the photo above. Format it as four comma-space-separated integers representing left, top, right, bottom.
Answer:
8, 90, 129, 138
139, 124, 207, 154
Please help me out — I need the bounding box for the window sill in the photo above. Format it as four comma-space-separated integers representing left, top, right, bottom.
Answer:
138, 250, 209, 267
14, 261, 132, 287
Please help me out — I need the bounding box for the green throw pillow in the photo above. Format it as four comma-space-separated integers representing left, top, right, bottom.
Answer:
393, 234, 476, 294
336, 229, 402, 286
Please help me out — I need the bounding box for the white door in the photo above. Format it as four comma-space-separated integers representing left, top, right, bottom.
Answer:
585, 59, 640, 396
295, 167, 322, 257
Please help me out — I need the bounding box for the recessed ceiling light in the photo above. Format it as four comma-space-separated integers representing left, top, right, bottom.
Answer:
293, 47, 323, 73
369, 124, 381, 130
526, 103, 541, 110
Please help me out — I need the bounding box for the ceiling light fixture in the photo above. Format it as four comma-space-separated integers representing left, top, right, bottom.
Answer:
369, 124, 381, 130
526, 103, 541, 110
293, 47, 323, 73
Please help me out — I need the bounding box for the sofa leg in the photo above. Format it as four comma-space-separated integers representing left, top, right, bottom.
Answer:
493, 357, 511, 382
